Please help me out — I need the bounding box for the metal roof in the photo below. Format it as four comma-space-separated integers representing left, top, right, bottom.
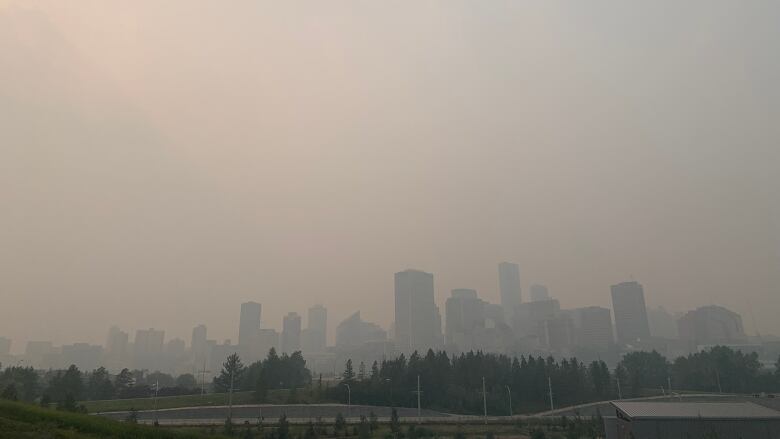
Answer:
611, 401, 780, 420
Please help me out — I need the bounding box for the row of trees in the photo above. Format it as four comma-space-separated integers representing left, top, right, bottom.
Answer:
212, 348, 311, 401
0, 363, 200, 408
331, 347, 780, 415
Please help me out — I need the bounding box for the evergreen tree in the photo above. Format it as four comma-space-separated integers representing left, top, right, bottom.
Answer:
342, 360, 355, 382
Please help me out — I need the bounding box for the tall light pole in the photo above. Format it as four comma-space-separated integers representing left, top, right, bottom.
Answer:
342, 383, 351, 418
153, 380, 160, 426
198, 360, 211, 398
480, 377, 488, 424
384, 378, 393, 406
547, 377, 554, 412
616, 376, 622, 400
505, 385, 512, 417
412, 375, 422, 423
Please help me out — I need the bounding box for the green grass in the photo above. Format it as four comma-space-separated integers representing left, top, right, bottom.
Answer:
0, 399, 228, 439
83, 388, 334, 413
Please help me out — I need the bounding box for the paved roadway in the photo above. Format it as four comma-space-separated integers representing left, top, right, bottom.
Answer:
98, 404, 465, 425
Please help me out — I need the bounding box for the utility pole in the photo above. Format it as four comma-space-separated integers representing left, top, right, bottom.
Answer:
547, 377, 554, 412
715, 370, 722, 394
199, 360, 211, 398
153, 380, 159, 426
342, 383, 351, 418
667, 376, 672, 397
480, 377, 488, 424
505, 385, 512, 417
412, 375, 422, 423
616, 376, 622, 400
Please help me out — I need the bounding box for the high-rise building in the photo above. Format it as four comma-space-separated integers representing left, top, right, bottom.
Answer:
335, 311, 387, 349
282, 312, 302, 353
529, 284, 550, 302
611, 281, 651, 343
24, 341, 54, 368
133, 328, 165, 369
445, 289, 486, 351
571, 306, 614, 351
677, 305, 746, 348
61, 343, 103, 371
394, 269, 443, 352
191, 324, 208, 363
498, 262, 522, 315
104, 326, 129, 368
306, 304, 328, 352
0, 337, 11, 356
538, 315, 575, 351
238, 302, 262, 347
257, 329, 279, 357
514, 299, 560, 337
648, 306, 680, 339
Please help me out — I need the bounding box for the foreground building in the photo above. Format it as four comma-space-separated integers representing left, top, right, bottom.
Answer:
607, 401, 780, 439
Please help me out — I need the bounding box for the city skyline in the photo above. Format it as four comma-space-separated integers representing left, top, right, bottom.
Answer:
2, 2, 779, 355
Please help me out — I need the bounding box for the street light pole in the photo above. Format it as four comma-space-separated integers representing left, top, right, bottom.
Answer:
153, 380, 159, 426
505, 385, 512, 416
342, 383, 351, 418
412, 375, 422, 423
481, 377, 488, 424
228, 370, 235, 424
547, 377, 554, 412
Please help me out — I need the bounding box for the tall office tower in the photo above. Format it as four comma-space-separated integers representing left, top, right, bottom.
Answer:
498, 262, 522, 316
394, 269, 443, 352
677, 305, 746, 348
133, 328, 165, 369
572, 306, 614, 351
191, 324, 208, 363
610, 281, 651, 343
445, 289, 486, 351
0, 337, 11, 356
335, 311, 388, 349
647, 306, 680, 339
281, 312, 302, 353
538, 315, 575, 351
257, 329, 279, 357
307, 304, 328, 352
529, 284, 550, 302
238, 302, 262, 347
104, 326, 129, 367
514, 299, 561, 337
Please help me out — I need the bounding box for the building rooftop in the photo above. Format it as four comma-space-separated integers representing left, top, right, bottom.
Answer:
612, 401, 780, 420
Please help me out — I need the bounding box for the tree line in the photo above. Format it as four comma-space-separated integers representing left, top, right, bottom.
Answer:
328, 346, 780, 415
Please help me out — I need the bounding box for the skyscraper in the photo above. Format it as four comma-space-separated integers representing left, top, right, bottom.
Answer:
394, 269, 443, 352
529, 284, 550, 302
307, 304, 328, 352
572, 306, 614, 350
238, 302, 262, 347
445, 289, 486, 351
282, 312, 302, 353
611, 281, 651, 343
498, 262, 522, 315
133, 328, 165, 369
191, 324, 208, 364
104, 326, 129, 368
335, 311, 387, 349
677, 305, 746, 348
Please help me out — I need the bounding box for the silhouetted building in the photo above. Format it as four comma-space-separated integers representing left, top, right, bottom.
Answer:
336, 311, 387, 349
677, 305, 746, 349
191, 324, 209, 364
572, 306, 614, 351
104, 326, 129, 369
257, 329, 279, 358
61, 343, 103, 371
445, 289, 486, 351
611, 281, 651, 344
238, 301, 262, 347
498, 262, 522, 317
514, 299, 560, 337
282, 312, 302, 353
133, 328, 165, 370
24, 341, 54, 368
305, 304, 328, 353
647, 306, 680, 339
538, 315, 575, 351
394, 269, 443, 352
529, 284, 550, 302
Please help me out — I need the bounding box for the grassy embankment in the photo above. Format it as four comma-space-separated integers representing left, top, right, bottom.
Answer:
0, 399, 228, 438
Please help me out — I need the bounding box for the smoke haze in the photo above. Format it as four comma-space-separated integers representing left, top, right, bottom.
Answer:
1, 1, 779, 352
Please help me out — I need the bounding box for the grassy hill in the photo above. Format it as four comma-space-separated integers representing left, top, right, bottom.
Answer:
0, 400, 227, 439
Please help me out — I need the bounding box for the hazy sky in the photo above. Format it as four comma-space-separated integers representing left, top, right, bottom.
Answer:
1, 1, 779, 353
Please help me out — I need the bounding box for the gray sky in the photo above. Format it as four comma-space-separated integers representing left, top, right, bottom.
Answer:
1, 1, 778, 353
